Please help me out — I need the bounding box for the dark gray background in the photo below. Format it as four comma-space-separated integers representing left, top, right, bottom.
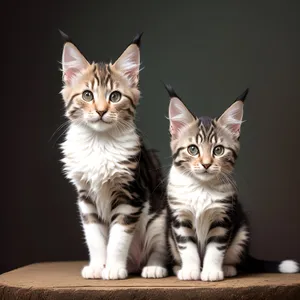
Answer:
2, 0, 300, 274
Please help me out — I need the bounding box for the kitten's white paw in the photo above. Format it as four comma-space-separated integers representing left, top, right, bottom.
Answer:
142, 266, 168, 278
177, 268, 201, 280
81, 264, 104, 279
201, 268, 224, 281
102, 266, 128, 280
223, 265, 237, 277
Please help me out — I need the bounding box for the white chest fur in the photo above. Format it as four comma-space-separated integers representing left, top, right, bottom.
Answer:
168, 166, 234, 250
61, 124, 139, 220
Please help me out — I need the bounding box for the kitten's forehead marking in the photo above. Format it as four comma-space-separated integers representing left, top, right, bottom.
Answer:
195, 117, 217, 145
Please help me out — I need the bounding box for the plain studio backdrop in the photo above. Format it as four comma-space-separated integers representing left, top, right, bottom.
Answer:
1, 1, 300, 274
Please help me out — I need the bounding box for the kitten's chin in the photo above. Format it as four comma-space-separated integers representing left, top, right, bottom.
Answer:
87, 120, 114, 132
194, 172, 217, 182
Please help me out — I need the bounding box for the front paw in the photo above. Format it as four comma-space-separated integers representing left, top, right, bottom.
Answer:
177, 268, 201, 280
201, 268, 224, 281
142, 266, 168, 278
81, 264, 104, 279
102, 266, 128, 280
223, 265, 237, 278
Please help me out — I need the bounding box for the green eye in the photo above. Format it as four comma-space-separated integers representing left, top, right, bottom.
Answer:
82, 90, 94, 102
187, 145, 199, 156
109, 91, 122, 103
213, 145, 225, 156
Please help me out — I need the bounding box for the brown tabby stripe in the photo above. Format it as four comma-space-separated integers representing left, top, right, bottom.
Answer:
68, 108, 81, 119
125, 108, 135, 117
146, 211, 161, 230
207, 128, 216, 142
172, 218, 193, 229
82, 213, 101, 224
174, 159, 186, 167
79, 195, 94, 205
196, 133, 202, 144
123, 94, 135, 107
172, 147, 185, 160
175, 233, 197, 244
105, 73, 111, 86
206, 234, 228, 246
78, 190, 94, 205
111, 213, 140, 226
227, 147, 238, 159
200, 126, 207, 140
94, 71, 100, 86
66, 93, 80, 110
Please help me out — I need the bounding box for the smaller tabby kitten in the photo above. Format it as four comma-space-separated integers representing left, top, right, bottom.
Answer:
165, 85, 299, 281
60, 32, 168, 280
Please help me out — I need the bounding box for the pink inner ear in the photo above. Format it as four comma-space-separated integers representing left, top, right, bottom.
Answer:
168, 97, 194, 138
169, 120, 185, 137
63, 68, 79, 84
169, 101, 181, 119
230, 123, 241, 133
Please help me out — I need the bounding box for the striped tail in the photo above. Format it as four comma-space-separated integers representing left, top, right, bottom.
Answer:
240, 255, 299, 273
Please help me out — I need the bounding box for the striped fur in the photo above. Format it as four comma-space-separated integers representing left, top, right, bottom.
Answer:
59, 34, 168, 280
165, 86, 299, 281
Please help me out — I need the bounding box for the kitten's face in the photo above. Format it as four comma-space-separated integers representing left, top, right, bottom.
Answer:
171, 117, 239, 182
167, 86, 247, 183
60, 35, 141, 132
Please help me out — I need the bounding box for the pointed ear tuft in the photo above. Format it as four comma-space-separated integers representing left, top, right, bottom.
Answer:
236, 88, 249, 102
59, 29, 72, 44
131, 32, 143, 48
218, 100, 244, 137
163, 83, 181, 99
113, 35, 141, 86
167, 85, 195, 138
62, 42, 89, 85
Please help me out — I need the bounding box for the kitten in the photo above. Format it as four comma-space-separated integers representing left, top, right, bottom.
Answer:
165, 85, 299, 281
59, 32, 168, 280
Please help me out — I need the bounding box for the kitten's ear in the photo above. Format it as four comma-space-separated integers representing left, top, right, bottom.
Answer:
112, 33, 142, 86
165, 84, 195, 138
217, 88, 249, 137
61, 33, 89, 85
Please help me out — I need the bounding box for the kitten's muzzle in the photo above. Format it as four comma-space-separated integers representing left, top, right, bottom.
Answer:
202, 163, 211, 170
96, 110, 107, 118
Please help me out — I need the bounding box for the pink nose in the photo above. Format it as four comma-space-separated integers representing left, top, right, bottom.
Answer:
96, 110, 107, 118
202, 163, 211, 170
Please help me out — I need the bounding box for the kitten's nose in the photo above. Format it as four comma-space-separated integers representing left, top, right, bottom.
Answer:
96, 110, 107, 118
202, 163, 211, 170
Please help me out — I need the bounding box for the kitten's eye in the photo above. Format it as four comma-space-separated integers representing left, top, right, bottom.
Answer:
213, 145, 225, 156
82, 90, 94, 102
109, 91, 122, 103
187, 145, 199, 156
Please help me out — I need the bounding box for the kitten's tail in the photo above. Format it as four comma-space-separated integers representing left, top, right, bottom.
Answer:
241, 255, 299, 273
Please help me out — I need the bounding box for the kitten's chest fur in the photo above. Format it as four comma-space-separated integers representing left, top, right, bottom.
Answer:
61, 124, 139, 219
169, 167, 232, 248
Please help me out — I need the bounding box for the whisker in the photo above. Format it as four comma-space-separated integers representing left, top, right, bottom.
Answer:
48, 120, 70, 143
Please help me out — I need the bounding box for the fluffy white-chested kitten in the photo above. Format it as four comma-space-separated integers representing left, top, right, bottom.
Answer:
59, 32, 168, 280
165, 85, 299, 281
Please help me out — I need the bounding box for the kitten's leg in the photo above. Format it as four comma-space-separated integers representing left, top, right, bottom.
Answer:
78, 189, 108, 279
172, 217, 201, 280
142, 211, 168, 278
102, 204, 139, 280
168, 228, 181, 276
223, 225, 249, 278
201, 223, 229, 282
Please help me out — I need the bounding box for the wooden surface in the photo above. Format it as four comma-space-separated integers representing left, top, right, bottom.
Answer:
1, 261, 300, 299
